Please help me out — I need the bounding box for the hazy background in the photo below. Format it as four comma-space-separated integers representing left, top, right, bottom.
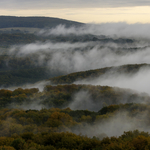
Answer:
1, 0, 150, 23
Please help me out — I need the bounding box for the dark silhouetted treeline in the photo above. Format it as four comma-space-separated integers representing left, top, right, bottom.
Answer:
0, 67, 54, 87
0, 33, 42, 47
0, 56, 62, 87
0, 16, 83, 29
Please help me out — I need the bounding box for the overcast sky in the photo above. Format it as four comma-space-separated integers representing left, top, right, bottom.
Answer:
1, 0, 150, 23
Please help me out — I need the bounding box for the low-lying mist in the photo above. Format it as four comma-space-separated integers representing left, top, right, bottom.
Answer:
2, 23, 150, 110
2, 22, 150, 140
1, 22, 149, 75
75, 66, 150, 95
5, 40, 150, 74
73, 110, 150, 138
39, 23, 150, 40
7, 80, 51, 92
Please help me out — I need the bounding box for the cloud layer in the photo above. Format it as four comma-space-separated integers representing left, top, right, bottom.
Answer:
40, 23, 150, 39
1, 0, 150, 9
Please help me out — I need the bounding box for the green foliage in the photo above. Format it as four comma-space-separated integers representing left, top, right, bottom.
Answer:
0, 106, 149, 149
0, 84, 149, 112
11, 138, 25, 150
43, 84, 150, 109
0, 130, 148, 150
0, 103, 149, 137
0, 88, 39, 108
120, 130, 150, 141
0, 53, 64, 86
0, 146, 15, 150
20, 132, 34, 141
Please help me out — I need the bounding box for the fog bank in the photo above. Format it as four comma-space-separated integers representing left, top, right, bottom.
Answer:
75, 67, 150, 95
39, 23, 150, 40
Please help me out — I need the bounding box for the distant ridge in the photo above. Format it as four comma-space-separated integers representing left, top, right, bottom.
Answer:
49, 63, 150, 84
0, 16, 84, 28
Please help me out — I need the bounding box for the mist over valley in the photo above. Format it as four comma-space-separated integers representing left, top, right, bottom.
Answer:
1, 16, 150, 149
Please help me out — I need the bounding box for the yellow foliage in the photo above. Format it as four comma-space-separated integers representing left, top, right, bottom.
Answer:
0, 137, 14, 146
80, 115, 92, 123
132, 135, 150, 150
0, 146, 15, 150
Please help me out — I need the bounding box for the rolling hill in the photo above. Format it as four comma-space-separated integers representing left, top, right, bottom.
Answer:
0, 16, 84, 29
0, 16, 150, 149
49, 63, 150, 84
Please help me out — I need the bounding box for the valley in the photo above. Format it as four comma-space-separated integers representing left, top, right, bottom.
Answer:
0, 16, 150, 150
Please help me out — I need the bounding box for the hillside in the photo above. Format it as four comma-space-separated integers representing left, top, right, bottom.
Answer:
0, 63, 149, 87
0, 16, 84, 29
0, 84, 149, 111
49, 63, 150, 84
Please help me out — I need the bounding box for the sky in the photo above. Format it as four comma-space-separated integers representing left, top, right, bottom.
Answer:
1, 0, 150, 23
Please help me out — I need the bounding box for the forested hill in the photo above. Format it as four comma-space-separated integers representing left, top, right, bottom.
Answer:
49, 63, 150, 84
0, 16, 84, 28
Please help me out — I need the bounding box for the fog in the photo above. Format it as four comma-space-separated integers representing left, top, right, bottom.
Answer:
6, 40, 150, 74
9, 41, 92, 56
3, 23, 150, 99
9, 98, 47, 110
3, 23, 150, 108
0, 23, 147, 76
7, 80, 51, 92
67, 91, 103, 111
2, 22, 150, 138
74, 67, 150, 96
47, 46, 150, 73
39, 23, 150, 40
66, 88, 150, 112
73, 111, 149, 138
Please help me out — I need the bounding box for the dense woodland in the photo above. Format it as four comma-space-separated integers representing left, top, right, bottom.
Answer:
0, 34, 41, 47
0, 56, 60, 87
1, 129, 150, 150
0, 84, 149, 110
0, 103, 150, 149
0, 16, 150, 150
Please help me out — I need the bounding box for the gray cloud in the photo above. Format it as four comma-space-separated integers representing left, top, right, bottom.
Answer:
1, 0, 150, 10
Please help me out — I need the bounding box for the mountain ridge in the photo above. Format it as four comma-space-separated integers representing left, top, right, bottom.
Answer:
0, 16, 84, 29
